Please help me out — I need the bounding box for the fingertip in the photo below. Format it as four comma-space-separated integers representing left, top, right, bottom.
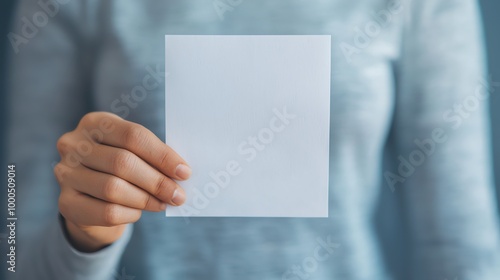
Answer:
175, 164, 192, 180
171, 188, 186, 206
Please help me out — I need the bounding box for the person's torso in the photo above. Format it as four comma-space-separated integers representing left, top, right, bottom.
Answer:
90, 1, 402, 279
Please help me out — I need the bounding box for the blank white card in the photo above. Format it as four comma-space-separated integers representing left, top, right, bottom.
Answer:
165, 35, 331, 217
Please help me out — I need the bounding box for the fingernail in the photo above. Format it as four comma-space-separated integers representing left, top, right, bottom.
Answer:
175, 164, 192, 180
171, 189, 186, 206
160, 203, 167, 210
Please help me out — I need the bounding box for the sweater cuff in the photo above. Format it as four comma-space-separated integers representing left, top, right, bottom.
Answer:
47, 215, 133, 279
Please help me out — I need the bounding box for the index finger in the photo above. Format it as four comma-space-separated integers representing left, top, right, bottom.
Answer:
80, 112, 192, 180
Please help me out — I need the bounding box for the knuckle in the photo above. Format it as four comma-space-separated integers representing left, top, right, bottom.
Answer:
56, 133, 71, 155
140, 195, 152, 210
158, 149, 172, 168
103, 204, 121, 226
58, 192, 70, 218
153, 176, 168, 198
111, 150, 135, 174
79, 112, 100, 128
122, 124, 146, 148
102, 177, 121, 201
53, 163, 68, 184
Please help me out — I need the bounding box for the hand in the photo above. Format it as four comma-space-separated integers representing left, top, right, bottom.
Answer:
54, 112, 191, 252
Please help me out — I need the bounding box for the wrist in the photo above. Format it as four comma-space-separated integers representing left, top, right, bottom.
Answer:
60, 214, 112, 253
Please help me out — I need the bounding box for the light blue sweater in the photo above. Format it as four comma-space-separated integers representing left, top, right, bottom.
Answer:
5, 0, 500, 279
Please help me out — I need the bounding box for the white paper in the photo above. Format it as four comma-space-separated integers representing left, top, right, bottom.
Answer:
165, 35, 330, 217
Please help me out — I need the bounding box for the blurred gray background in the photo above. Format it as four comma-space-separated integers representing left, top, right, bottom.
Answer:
1, 1, 15, 163
481, 0, 500, 209
0, 1, 498, 278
